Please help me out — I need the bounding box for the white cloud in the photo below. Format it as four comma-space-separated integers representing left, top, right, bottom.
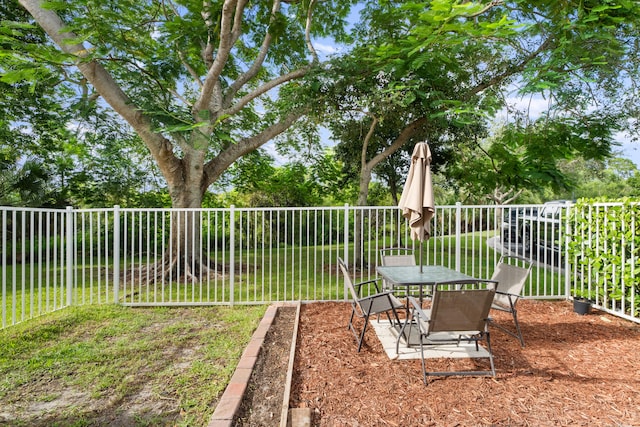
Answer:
314, 41, 341, 56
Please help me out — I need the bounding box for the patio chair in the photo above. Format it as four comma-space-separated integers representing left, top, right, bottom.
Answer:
379, 247, 417, 297
489, 255, 532, 347
401, 280, 497, 385
337, 257, 405, 352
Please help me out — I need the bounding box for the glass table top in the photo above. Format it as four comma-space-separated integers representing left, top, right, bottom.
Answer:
376, 265, 476, 285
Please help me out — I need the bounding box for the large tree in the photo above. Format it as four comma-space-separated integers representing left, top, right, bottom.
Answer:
9, 1, 640, 206
7, 0, 640, 278
9, 0, 356, 279
13, 0, 355, 209
322, 0, 640, 208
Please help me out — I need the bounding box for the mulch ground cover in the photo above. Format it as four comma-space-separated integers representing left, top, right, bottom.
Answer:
290, 300, 640, 426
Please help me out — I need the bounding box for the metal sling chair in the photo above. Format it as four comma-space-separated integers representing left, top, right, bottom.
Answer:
489, 255, 532, 347
337, 257, 405, 352
379, 247, 417, 297
400, 280, 497, 385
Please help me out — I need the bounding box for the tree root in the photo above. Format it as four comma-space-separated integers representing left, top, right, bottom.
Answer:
122, 255, 225, 289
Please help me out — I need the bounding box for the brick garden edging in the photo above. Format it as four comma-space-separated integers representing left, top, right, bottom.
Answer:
207, 302, 303, 427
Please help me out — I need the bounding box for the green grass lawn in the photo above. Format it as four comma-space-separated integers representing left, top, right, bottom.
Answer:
2, 232, 566, 327
0, 304, 266, 426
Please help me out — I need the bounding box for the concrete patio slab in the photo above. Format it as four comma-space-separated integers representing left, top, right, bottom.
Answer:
370, 319, 491, 360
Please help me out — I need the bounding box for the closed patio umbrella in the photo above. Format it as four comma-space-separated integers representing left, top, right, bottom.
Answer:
398, 142, 435, 271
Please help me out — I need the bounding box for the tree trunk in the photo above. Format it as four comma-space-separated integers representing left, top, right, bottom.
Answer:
155, 147, 215, 283
388, 175, 405, 248
171, 189, 203, 267
351, 117, 426, 268
352, 164, 374, 270
127, 144, 214, 285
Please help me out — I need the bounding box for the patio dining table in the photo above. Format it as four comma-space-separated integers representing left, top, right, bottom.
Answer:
375, 265, 481, 352
376, 265, 478, 303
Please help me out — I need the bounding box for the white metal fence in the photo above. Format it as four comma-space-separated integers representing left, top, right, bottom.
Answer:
2, 202, 638, 328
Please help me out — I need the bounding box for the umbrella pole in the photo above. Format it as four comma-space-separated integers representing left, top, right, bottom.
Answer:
420, 242, 423, 273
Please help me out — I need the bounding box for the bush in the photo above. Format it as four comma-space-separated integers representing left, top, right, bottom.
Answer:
567, 197, 640, 313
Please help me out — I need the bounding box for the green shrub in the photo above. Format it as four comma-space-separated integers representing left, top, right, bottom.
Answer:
567, 197, 640, 313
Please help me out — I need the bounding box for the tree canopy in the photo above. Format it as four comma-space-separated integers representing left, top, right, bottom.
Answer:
317, 0, 640, 205
9, 0, 358, 208
3, 0, 640, 209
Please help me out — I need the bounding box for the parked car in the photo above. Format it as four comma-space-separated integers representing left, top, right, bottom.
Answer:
500, 206, 538, 250
501, 201, 570, 265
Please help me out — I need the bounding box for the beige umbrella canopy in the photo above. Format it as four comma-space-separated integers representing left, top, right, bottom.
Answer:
398, 142, 435, 269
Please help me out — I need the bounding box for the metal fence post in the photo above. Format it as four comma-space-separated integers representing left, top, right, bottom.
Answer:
66, 206, 74, 306
230, 205, 235, 306
455, 202, 462, 271
2, 209, 6, 328
563, 202, 573, 300
113, 205, 120, 304
343, 203, 349, 301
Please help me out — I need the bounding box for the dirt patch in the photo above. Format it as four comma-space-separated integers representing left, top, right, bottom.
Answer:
0, 306, 267, 427
234, 306, 296, 426
289, 300, 640, 426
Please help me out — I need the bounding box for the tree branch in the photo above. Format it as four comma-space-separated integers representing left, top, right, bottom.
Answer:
305, 0, 319, 64
223, 67, 309, 117
178, 50, 203, 89
18, 0, 182, 181
361, 112, 379, 171
195, 0, 240, 115
366, 116, 429, 168
223, 0, 280, 108
467, 36, 555, 97
203, 108, 307, 186
467, 0, 504, 18
200, 0, 215, 70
